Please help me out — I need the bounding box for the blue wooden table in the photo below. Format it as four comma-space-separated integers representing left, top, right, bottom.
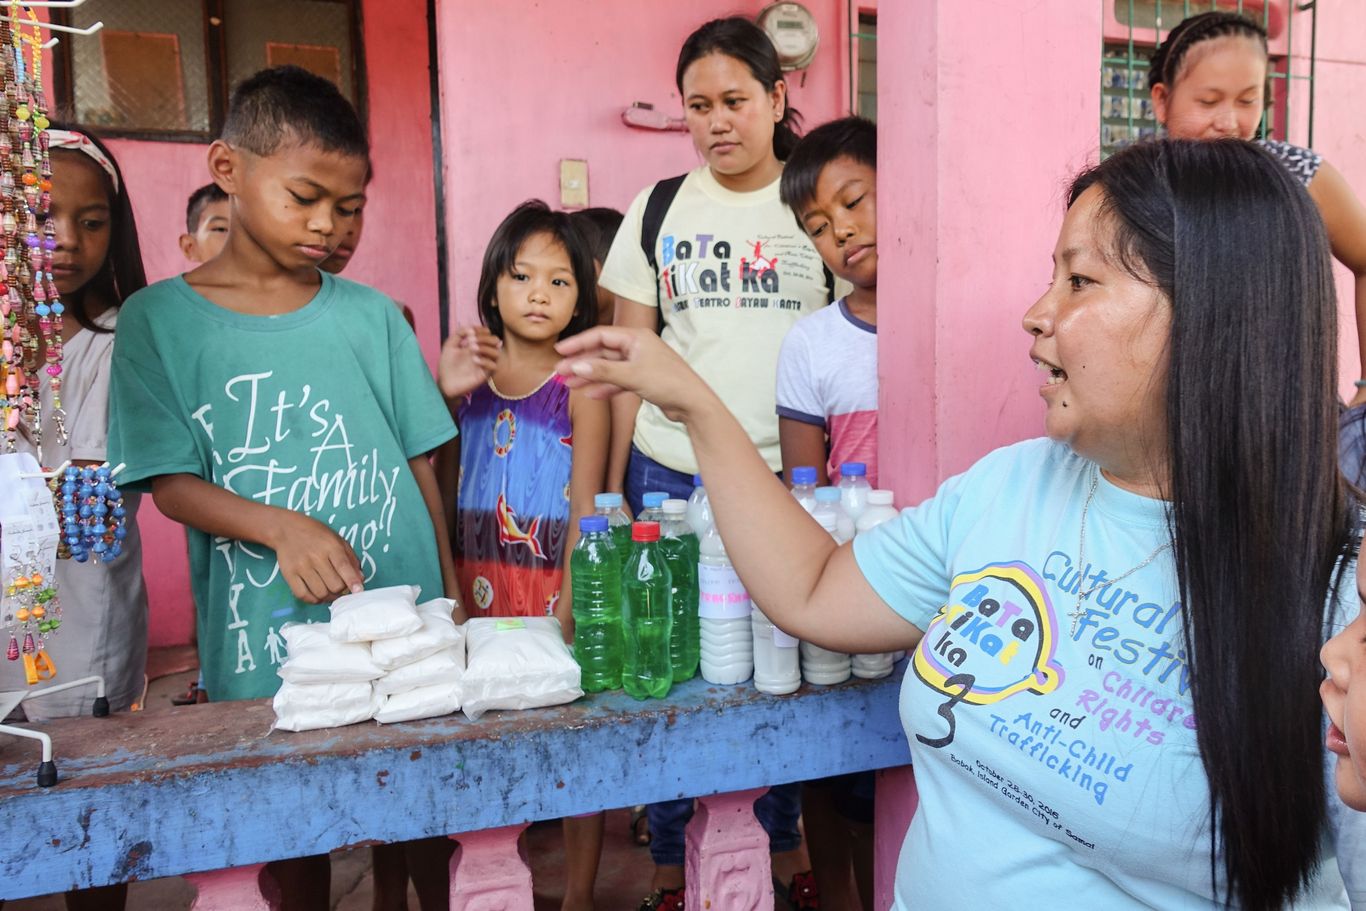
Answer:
0, 668, 911, 905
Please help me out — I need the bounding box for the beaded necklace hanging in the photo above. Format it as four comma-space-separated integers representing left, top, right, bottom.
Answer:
0, 2, 62, 457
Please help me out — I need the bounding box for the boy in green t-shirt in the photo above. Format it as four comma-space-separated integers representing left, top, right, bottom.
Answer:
108, 66, 459, 902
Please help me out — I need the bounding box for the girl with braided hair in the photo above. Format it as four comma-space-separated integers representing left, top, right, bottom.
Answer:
1149, 12, 1366, 417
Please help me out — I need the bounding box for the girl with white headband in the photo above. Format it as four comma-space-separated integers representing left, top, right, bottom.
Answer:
0, 120, 148, 910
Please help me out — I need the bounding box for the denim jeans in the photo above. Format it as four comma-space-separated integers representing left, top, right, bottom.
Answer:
626, 446, 804, 866
624, 445, 696, 517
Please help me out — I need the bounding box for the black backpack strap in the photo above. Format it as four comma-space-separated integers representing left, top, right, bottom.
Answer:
640, 174, 688, 333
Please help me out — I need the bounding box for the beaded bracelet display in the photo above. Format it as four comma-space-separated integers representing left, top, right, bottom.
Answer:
56, 464, 126, 563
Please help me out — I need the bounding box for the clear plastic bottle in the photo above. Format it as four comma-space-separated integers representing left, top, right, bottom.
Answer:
852, 488, 899, 679
838, 462, 871, 525
686, 474, 711, 537
638, 491, 668, 524
659, 499, 700, 683
595, 492, 633, 553
812, 487, 855, 543
698, 495, 753, 686
570, 515, 623, 693
621, 521, 673, 700
790, 466, 818, 513
801, 513, 852, 686
752, 605, 801, 695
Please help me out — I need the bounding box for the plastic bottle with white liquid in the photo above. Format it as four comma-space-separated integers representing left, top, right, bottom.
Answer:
812, 487, 855, 543
838, 462, 871, 525
686, 475, 711, 537
800, 513, 852, 685
790, 466, 818, 513
752, 604, 801, 695
852, 489, 900, 679
697, 493, 753, 685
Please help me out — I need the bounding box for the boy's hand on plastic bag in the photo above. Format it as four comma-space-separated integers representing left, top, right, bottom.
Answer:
439, 325, 501, 399
269, 511, 365, 603
555, 326, 711, 424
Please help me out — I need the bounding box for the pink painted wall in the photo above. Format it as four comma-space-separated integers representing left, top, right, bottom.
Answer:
877, 0, 1103, 503
81, 0, 439, 646
432, 0, 854, 326
871, 2, 1102, 903
1288, 7, 1366, 396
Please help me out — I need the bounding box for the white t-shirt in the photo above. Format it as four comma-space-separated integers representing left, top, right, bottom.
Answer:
775, 299, 878, 486
853, 438, 1360, 909
600, 166, 832, 474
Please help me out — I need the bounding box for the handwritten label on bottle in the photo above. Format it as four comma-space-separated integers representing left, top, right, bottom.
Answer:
698, 563, 751, 619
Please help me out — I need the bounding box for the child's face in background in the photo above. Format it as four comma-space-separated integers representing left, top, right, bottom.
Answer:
1321, 570, 1366, 811
320, 207, 364, 275
682, 52, 784, 183
180, 199, 230, 263
1152, 36, 1267, 141
225, 137, 368, 274
798, 156, 877, 289
49, 151, 112, 298
495, 231, 579, 343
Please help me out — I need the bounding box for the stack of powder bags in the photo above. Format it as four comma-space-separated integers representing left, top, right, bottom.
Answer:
271, 586, 584, 730
273, 585, 464, 731
460, 616, 583, 720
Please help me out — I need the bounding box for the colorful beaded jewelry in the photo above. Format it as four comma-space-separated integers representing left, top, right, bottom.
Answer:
0, 2, 63, 456
3, 548, 59, 682
56, 464, 126, 564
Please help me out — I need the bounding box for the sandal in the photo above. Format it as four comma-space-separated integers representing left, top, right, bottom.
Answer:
636, 886, 684, 911
169, 678, 200, 706
629, 805, 651, 846
774, 870, 820, 910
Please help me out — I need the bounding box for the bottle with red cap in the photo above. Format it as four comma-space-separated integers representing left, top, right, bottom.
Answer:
621, 520, 674, 700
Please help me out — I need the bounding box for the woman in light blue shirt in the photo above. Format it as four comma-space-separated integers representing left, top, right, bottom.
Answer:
555, 139, 1361, 909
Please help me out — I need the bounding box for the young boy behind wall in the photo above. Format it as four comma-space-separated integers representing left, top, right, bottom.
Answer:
107, 66, 462, 906
775, 115, 880, 911
180, 182, 230, 263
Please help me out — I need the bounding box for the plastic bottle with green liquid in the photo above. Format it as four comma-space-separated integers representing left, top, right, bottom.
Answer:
595, 492, 632, 553
570, 514, 622, 693
659, 499, 700, 683
621, 520, 673, 700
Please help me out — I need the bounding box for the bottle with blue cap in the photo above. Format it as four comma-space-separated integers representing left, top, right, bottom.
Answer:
571, 514, 623, 692
594, 492, 632, 552
790, 466, 818, 513
838, 462, 871, 523
638, 490, 669, 524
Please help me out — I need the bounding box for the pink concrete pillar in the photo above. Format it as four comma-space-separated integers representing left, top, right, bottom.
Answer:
872, 767, 919, 909
871, 0, 1102, 904
683, 788, 773, 911
185, 864, 278, 910
448, 824, 533, 910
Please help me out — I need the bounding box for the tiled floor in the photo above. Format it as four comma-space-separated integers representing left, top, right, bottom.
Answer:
6, 647, 656, 911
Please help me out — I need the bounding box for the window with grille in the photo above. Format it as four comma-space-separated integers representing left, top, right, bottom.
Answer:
853, 12, 876, 121
52, 0, 362, 142
1100, 0, 1316, 158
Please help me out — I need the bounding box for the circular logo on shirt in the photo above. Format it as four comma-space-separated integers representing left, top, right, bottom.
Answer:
472, 575, 495, 612
913, 562, 1065, 705
493, 409, 517, 457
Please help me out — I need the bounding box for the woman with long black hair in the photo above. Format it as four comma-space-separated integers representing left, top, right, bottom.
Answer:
557, 138, 1362, 909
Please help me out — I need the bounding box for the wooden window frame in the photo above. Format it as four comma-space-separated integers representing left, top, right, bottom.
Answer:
51, 0, 367, 144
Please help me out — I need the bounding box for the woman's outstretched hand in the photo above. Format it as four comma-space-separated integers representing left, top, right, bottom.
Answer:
555, 326, 712, 423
